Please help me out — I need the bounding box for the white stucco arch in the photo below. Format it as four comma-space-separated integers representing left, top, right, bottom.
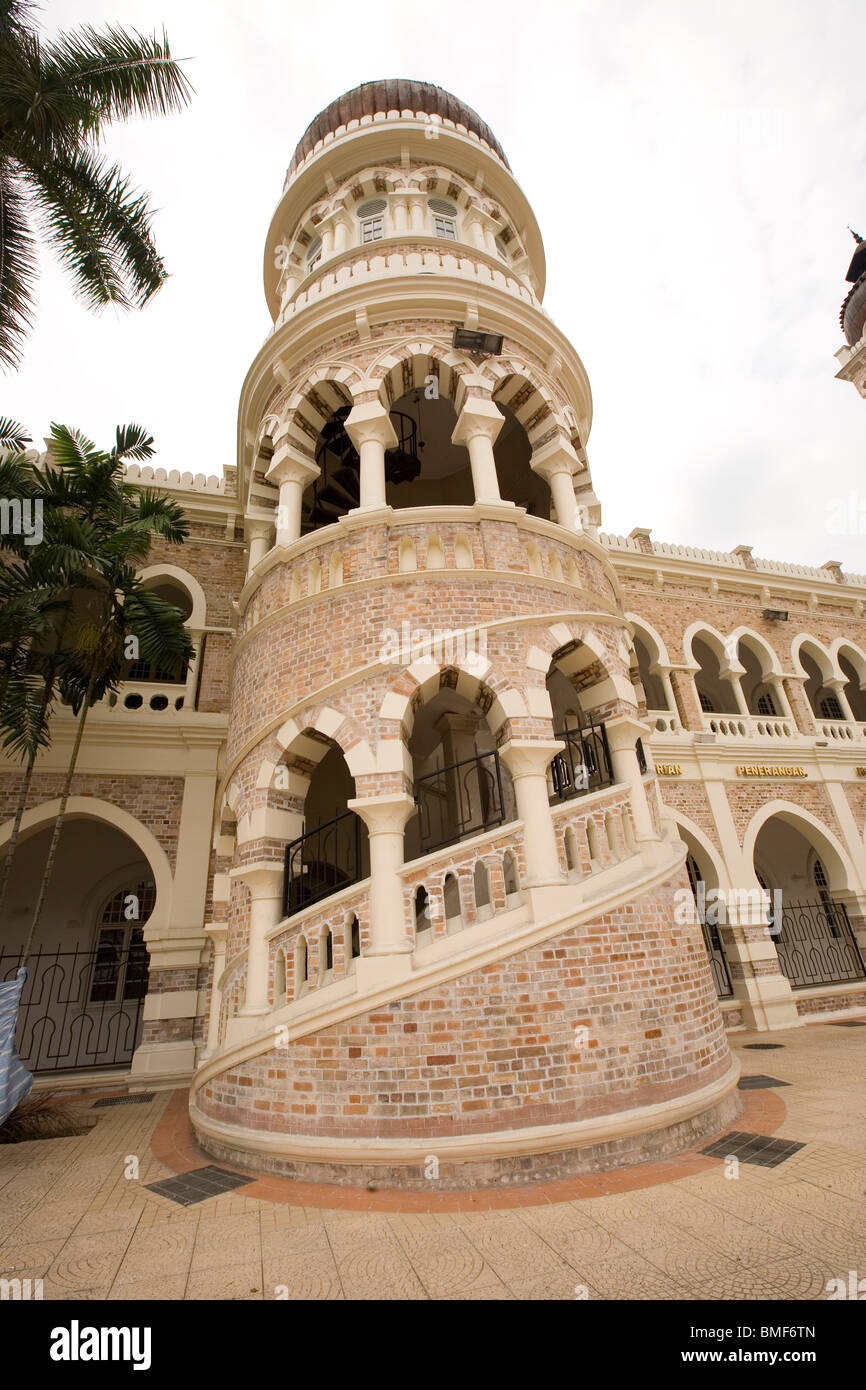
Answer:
138, 563, 207, 629
0, 796, 173, 933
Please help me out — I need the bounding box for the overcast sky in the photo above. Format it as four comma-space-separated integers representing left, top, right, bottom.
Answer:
5, 0, 866, 569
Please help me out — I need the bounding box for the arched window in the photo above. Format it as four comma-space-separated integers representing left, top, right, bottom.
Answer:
357, 198, 386, 243
454, 534, 473, 569
428, 197, 457, 240
564, 826, 578, 872
306, 236, 322, 271
473, 860, 491, 910
443, 873, 461, 926
319, 927, 334, 983
414, 885, 432, 933
88, 879, 154, 1004
426, 535, 445, 569
399, 537, 417, 573
586, 820, 601, 865
125, 578, 192, 688
346, 913, 361, 968
274, 950, 287, 1003
502, 851, 519, 897
295, 936, 308, 994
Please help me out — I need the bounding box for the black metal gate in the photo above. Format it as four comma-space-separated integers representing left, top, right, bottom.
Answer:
0, 939, 150, 1073
774, 898, 866, 989
283, 810, 369, 917
699, 918, 733, 998
415, 750, 506, 855
549, 719, 614, 803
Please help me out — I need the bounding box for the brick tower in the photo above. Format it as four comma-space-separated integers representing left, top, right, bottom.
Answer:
191, 80, 739, 1186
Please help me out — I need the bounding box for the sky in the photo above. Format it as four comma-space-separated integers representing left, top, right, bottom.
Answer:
5, 0, 866, 569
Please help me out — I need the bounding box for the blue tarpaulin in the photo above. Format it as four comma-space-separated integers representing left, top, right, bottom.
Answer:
0, 969, 33, 1125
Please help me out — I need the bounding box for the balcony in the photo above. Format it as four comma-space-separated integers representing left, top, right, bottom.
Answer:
548, 719, 614, 803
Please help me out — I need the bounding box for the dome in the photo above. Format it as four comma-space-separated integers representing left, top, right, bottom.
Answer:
841, 232, 866, 346
285, 79, 509, 180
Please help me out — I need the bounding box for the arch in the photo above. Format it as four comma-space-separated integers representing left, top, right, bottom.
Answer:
742, 801, 859, 895
368, 339, 473, 412
0, 796, 173, 934
482, 361, 571, 455
307, 557, 322, 595
294, 936, 308, 995
682, 622, 736, 671
274, 704, 375, 780
398, 537, 417, 573
137, 564, 207, 629
626, 614, 673, 671
377, 657, 525, 743
667, 810, 733, 892
730, 627, 785, 679
274, 949, 287, 1002
425, 535, 445, 569
564, 825, 579, 873
414, 884, 432, 934
473, 859, 491, 911
345, 912, 361, 968
454, 534, 473, 570
502, 850, 519, 897
277, 367, 361, 455
791, 634, 837, 682
318, 925, 334, 982
443, 872, 462, 926
329, 551, 344, 587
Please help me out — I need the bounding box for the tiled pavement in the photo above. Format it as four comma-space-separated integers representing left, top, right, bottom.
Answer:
1, 1022, 864, 1300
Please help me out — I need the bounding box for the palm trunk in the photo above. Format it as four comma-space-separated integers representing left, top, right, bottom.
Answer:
21, 680, 93, 964
0, 654, 63, 923
0, 750, 38, 923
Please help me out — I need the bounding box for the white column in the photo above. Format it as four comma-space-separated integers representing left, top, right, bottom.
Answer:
499, 740, 566, 886
602, 715, 658, 841
203, 925, 226, 1057
727, 671, 751, 718
829, 678, 857, 723
231, 863, 284, 1016
246, 520, 271, 575
408, 196, 426, 232
266, 446, 319, 546
531, 441, 582, 532
452, 399, 504, 504
344, 402, 397, 512
347, 793, 416, 956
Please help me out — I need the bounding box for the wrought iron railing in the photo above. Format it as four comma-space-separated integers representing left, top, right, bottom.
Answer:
415, 750, 506, 855
549, 719, 614, 803
0, 943, 149, 1073
774, 898, 866, 989
636, 737, 648, 774
699, 919, 733, 997
283, 810, 368, 917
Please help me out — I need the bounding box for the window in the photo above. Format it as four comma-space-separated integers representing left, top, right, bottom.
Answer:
306, 237, 322, 270
820, 694, 843, 720
495, 234, 510, 261
698, 690, 715, 713
88, 880, 153, 1004
757, 690, 777, 716
428, 198, 458, 240
357, 199, 386, 243
813, 858, 841, 937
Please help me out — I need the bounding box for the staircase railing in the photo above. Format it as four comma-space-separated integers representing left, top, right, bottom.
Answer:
283, 810, 367, 917
549, 718, 614, 803
415, 750, 506, 855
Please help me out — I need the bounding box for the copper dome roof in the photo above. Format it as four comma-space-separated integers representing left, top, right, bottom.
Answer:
285, 80, 509, 180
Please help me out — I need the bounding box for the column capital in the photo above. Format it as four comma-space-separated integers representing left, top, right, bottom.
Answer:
603, 713, 651, 751
348, 792, 416, 835
245, 517, 272, 542
266, 444, 319, 488
530, 438, 580, 481
229, 861, 283, 898
203, 923, 227, 950
344, 401, 398, 450
499, 738, 563, 779
451, 397, 504, 448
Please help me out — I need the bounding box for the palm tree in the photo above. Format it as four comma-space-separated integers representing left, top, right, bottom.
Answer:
0, 422, 195, 959
0, 1, 192, 368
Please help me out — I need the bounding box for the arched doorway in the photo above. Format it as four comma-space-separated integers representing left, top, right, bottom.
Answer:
0, 817, 158, 1072
751, 813, 866, 989
281, 736, 370, 915
404, 678, 514, 859
679, 832, 733, 998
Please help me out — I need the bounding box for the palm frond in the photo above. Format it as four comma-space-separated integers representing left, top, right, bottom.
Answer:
42, 25, 193, 128
113, 423, 155, 462
0, 417, 31, 450
0, 157, 37, 370
22, 151, 129, 310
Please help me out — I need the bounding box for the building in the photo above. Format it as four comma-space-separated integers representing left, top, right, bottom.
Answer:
2, 81, 864, 1189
